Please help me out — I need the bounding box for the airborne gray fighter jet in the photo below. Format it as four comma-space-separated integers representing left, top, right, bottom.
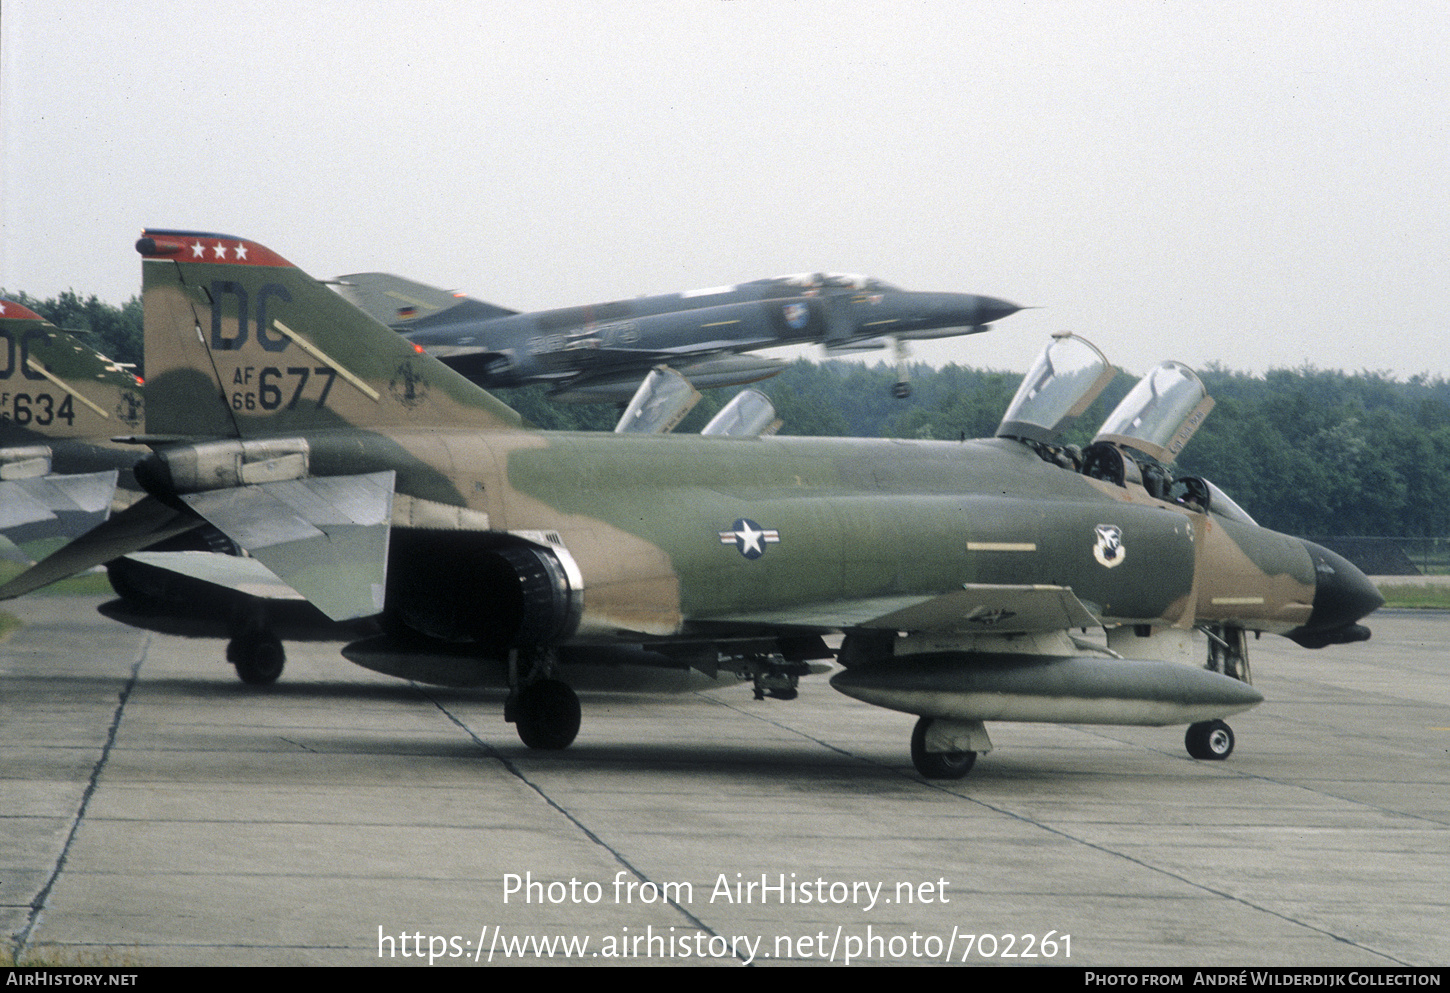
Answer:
333, 271, 1023, 402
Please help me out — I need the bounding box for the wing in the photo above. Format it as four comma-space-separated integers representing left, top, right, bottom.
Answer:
698, 583, 1100, 634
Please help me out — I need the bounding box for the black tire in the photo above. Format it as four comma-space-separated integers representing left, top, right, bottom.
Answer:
910, 716, 976, 779
1185, 719, 1234, 760
229, 631, 286, 686
514, 679, 581, 750
892, 382, 913, 399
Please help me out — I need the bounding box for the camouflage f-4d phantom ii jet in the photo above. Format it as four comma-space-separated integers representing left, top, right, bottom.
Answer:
0, 232, 1383, 779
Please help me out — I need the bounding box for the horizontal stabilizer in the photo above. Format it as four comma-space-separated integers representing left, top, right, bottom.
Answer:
179, 471, 395, 620
0, 495, 198, 600
0, 470, 119, 562
710, 584, 1099, 635
125, 550, 306, 601
0, 480, 61, 532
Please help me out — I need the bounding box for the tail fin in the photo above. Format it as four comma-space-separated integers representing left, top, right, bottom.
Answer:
136, 230, 525, 438
0, 300, 145, 443
332, 272, 517, 329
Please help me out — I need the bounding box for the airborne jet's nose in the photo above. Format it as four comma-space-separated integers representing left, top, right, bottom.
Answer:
974, 294, 1024, 325
1287, 540, 1385, 648
878, 292, 1024, 334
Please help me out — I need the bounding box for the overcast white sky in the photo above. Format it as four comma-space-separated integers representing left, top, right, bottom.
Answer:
3, 0, 1447, 380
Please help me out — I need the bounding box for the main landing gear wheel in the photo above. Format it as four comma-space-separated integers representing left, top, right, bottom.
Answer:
1185, 719, 1235, 760
910, 717, 976, 780
512, 679, 581, 750
227, 630, 286, 686
891, 381, 913, 399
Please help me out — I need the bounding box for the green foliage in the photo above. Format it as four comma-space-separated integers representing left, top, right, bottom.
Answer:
1179, 366, 1450, 537
6, 288, 1450, 538
489, 386, 617, 431
0, 561, 116, 595
0, 288, 144, 375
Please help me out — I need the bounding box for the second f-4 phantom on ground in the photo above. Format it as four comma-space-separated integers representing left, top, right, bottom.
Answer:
0, 300, 144, 561
333, 270, 1023, 402
0, 233, 1382, 780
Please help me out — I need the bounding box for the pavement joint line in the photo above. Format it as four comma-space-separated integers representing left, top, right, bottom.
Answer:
1072, 722, 1450, 830
11, 633, 153, 958
413, 685, 747, 963
704, 691, 1413, 967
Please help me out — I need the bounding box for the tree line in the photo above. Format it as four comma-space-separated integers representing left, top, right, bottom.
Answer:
7, 289, 1448, 538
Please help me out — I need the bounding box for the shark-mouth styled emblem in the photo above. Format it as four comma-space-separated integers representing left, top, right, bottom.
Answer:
719, 518, 780, 560
1093, 524, 1126, 568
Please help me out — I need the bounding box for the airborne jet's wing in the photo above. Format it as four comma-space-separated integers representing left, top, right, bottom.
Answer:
700, 584, 1100, 635
529, 343, 743, 371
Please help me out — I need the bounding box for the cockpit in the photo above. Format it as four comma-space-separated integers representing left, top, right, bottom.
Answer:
997, 333, 1256, 525
767, 272, 899, 293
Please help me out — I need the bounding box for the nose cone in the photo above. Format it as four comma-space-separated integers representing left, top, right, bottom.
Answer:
875, 292, 1024, 336
1287, 540, 1384, 648
974, 294, 1024, 325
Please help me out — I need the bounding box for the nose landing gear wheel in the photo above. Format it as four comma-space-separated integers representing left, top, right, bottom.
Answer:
1185, 719, 1234, 760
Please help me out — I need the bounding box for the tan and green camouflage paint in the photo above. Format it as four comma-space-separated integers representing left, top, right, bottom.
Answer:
0, 303, 145, 460
136, 231, 1317, 646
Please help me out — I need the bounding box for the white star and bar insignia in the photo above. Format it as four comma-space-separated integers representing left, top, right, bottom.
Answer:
719, 518, 780, 560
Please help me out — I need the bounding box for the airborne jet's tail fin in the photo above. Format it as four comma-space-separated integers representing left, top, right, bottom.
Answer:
332, 272, 518, 330
135, 231, 526, 439
0, 300, 146, 442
